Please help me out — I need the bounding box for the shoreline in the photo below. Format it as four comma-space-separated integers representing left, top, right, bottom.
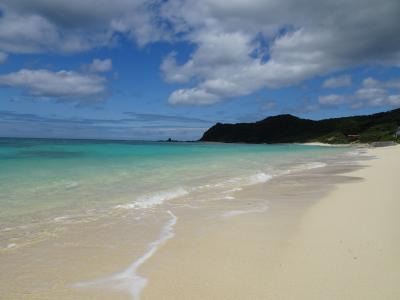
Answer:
138, 145, 399, 299
1, 145, 398, 299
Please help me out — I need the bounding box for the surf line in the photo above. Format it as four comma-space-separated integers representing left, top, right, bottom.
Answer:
74, 210, 178, 300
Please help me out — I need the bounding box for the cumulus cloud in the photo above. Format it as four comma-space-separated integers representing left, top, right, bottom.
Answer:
0, 12, 58, 53
319, 77, 400, 108
0, 0, 165, 55
169, 88, 220, 105
354, 88, 400, 107
1, 0, 400, 105
354, 78, 400, 107
363, 77, 400, 90
87, 58, 113, 73
160, 0, 400, 105
323, 75, 352, 88
318, 94, 346, 106
0, 10, 107, 53
0, 69, 107, 101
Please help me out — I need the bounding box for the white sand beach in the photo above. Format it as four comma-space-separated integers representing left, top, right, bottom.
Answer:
139, 145, 400, 299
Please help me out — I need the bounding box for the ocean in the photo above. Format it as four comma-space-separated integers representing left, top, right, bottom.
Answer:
0, 137, 359, 299
0, 138, 351, 229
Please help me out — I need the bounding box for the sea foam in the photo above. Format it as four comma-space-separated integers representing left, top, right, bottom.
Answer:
305, 162, 327, 170
246, 172, 273, 185
214, 172, 272, 189
74, 210, 177, 300
115, 188, 188, 210
221, 204, 268, 218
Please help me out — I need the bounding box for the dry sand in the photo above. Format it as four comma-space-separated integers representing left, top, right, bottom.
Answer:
272, 145, 400, 300
140, 145, 400, 299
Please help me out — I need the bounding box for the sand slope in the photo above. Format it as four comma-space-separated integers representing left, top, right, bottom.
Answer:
273, 146, 400, 299
141, 146, 400, 299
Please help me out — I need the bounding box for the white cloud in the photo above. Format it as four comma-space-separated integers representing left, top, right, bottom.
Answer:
87, 58, 113, 73
160, 52, 192, 83
163, 28, 341, 105
318, 94, 346, 106
0, 0, 164, 54
0, 12, 59, 53
319, 76, 400, 108
323, 75, 352, 88
0, 69, 106, 101
0, 51, 7, 63
362, 77, 400, 90
160, 0, 400, 105
0, 10, 115, 54
168, 88, 219, 105
355, 88, 400, 107
1, 0, 400, 105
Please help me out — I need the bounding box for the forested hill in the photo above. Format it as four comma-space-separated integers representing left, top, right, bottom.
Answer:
199, 108, 400, 144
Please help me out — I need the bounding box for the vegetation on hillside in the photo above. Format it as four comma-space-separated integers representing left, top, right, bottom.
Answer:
199, 108, 400, 144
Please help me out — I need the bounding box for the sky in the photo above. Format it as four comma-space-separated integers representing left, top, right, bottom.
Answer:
0, 0, 400, 140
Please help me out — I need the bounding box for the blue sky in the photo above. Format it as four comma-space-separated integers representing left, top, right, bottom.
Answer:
0, 0, 400, 140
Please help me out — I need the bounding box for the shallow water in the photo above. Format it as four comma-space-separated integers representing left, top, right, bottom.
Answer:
0, 138, 351, 230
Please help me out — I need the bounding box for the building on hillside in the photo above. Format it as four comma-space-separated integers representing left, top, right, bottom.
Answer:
396, 127, 400, 138
347, 134, 360, 141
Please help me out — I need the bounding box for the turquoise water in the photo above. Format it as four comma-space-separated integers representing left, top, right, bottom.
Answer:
0, 138, 350, 229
